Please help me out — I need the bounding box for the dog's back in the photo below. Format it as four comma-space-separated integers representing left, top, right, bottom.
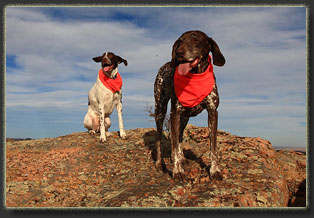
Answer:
154, 62, 173, 106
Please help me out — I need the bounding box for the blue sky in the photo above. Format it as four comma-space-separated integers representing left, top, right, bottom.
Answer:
5, 6, 307, 148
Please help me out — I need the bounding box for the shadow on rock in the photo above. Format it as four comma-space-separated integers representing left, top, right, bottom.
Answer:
143, 130, 171, 161
182, 149, 211, 176
143, 130, 172, 176
288, 179, 306, 207
143, 130, 213, 181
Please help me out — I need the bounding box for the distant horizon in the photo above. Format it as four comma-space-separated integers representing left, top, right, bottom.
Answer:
5, 135, 307, 152
5, 6, 307, 149
5, 125, 308, 151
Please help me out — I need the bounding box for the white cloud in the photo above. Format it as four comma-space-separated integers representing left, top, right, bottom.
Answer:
6, 90, 86, 109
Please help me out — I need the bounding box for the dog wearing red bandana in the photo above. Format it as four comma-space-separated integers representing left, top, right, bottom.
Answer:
174, 55, 215, 108
154, 31, 226, 181
83, 52, 127, 142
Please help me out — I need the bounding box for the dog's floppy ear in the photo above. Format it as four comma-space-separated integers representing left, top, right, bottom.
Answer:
116, 56, 128, 66
92, 56, 103, 63
208, 37, 226, 67
171, 39, 180, 66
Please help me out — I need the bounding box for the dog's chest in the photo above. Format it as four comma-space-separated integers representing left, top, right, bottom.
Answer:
170, 74, 219, 117
90, 78, 121, 113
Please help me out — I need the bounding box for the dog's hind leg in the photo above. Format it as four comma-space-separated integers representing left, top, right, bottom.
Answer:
104, 117, 112, 137
84, 110, 100, 135
154, 67, 172, 171
154, 94, 169, 171
179, 114, 190, 141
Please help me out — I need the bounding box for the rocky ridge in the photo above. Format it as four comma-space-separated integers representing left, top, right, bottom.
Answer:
5, 125, 306, 208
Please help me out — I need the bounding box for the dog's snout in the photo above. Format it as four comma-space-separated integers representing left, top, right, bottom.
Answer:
176, 48, 185, 57
102, 58, 111, 65
102, 61, 112, 67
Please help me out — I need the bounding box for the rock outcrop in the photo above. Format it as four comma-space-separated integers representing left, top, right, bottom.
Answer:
5, 125, 306, 207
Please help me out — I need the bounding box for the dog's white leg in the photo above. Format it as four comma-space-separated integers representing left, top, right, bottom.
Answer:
83, 113, 92, 130
99, 105, 106, 142
116, 99, 126, 139
84, 110, 99, 135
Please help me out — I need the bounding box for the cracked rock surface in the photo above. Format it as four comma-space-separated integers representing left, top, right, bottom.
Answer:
6, 125, 306, 207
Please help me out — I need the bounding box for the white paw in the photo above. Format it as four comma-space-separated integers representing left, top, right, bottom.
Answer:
88, 130, 97, 135
119, 130, 126, 139
99, 135, 106, 143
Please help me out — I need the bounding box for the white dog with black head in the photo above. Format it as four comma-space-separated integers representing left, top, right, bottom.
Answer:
83, 52, 127, 142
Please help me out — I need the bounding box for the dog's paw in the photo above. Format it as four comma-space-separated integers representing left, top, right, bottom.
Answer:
119, 130, 126, 139
88, 130, 97, 135
155, 160, 163, 171
99, 135, 107, 143
209, 162, 222, 180
210, 171, 223, 181
173, 172, 186, 182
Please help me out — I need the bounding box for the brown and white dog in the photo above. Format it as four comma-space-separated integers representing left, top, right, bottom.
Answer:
154, 30, 226, 181
83, 52, 127, 142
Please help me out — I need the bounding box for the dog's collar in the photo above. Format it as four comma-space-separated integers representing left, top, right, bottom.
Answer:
174, 55, 215, 108
99, 69, 122, 93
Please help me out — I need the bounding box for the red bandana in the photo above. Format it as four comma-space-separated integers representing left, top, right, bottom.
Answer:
98, 69, 123, 93
174, 55, 215, 108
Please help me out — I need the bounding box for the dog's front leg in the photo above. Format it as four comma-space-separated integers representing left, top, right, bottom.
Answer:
171, 107, 186, 181
208, 109, 222, 180
99, 105, 107, 142
116, 99, 126, 139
